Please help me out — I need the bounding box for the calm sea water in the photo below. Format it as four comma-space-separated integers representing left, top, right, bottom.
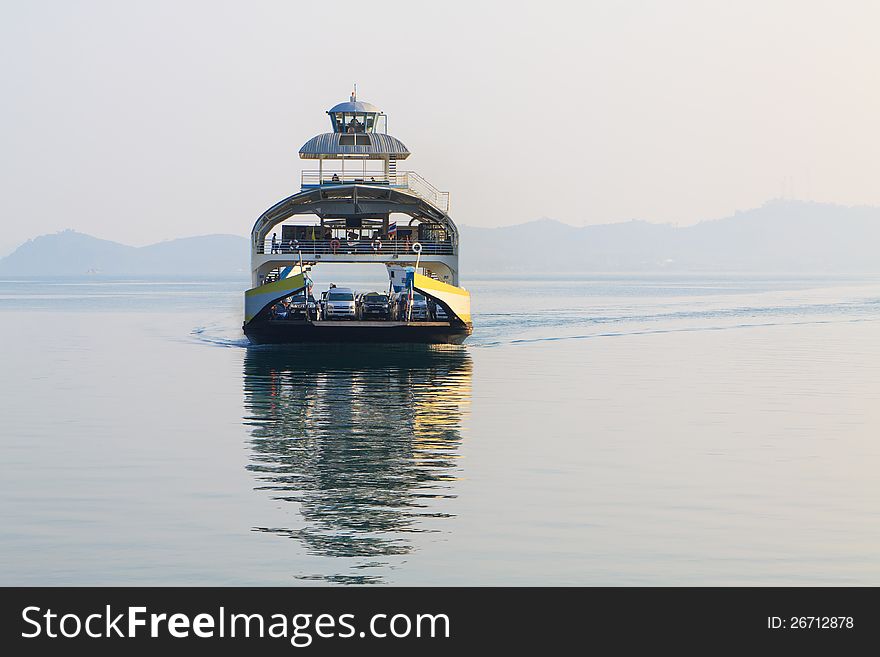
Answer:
2, 274, 880, 585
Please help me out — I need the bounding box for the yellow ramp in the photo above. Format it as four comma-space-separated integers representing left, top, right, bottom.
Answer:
414, 274, 471, 324
244, 273, 307, 323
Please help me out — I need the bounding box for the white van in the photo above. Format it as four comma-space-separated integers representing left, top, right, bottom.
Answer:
323, 287, 357, 319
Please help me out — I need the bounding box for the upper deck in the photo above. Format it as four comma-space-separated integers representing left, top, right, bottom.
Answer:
299, 170, 450, 213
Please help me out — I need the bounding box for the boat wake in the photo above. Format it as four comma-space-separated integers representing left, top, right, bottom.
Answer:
469, 294, 880, 347
472, 316, 879, 348
190, 325, 250, 348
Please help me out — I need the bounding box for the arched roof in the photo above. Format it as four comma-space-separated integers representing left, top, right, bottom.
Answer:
251, 185, 457, 243
327, 99, 381, 114
299, 133, 410, 159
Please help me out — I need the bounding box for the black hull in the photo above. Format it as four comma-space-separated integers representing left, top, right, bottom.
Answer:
244, 319, 472, 345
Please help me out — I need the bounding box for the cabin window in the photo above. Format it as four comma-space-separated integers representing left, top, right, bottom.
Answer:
330, 112, 379, 133
418, 224, 449, 242
341, 113, 366, 133
339, 134, 372, 146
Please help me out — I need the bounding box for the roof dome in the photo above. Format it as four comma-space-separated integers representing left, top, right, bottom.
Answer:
299, 132, 410, 159
327, 98, 381, 114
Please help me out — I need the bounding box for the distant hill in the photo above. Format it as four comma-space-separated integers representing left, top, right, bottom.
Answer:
0, 231, 249, 276
460, 200, 880, 272
2, 200, 879, 275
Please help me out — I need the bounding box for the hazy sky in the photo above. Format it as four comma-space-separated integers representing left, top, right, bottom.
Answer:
2, 0, 879, 254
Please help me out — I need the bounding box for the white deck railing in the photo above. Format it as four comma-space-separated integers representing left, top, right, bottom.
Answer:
257, 239, 454, 256
397, 172, 450, 214
300, 170, 450, 213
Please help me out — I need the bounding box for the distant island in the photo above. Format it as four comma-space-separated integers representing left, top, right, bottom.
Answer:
460, 199, 880, 273
2, 200, 879, 275
0, 232, 249, 276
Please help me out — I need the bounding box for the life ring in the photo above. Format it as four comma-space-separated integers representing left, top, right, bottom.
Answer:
371, 239, 382, 252
411, 242, 422, 254
330, 238, 340, 254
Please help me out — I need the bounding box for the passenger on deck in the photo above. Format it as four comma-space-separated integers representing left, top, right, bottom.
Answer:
347, 117, 363, 133
270, 233, 278, 253
331, 173, 339, 182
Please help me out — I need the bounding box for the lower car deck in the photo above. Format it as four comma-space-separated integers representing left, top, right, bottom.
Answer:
244, 319, 472, 345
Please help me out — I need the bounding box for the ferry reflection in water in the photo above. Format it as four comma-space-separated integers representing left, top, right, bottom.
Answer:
242, 345, 472, 583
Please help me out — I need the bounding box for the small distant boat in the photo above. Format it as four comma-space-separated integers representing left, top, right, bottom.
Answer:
243, 91, 472, 345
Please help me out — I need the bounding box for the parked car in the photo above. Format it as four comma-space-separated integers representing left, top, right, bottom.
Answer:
409, 292, 429, 320
323, 287, 357, 319
358, 292, 391, 320
288, 292, 318, 320
392, 290, 429, 321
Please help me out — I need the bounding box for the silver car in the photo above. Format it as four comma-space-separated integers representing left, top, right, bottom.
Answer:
391, 290, 430, 321
323, 287, 357, 319
409, 292, 429, 321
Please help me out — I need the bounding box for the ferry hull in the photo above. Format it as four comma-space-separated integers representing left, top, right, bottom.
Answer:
243, 320, 472, 345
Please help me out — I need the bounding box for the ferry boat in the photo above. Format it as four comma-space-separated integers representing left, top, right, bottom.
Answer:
243, 92, 473, 345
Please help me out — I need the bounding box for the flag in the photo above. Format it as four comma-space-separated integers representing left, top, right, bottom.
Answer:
388, 221, 397, 238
